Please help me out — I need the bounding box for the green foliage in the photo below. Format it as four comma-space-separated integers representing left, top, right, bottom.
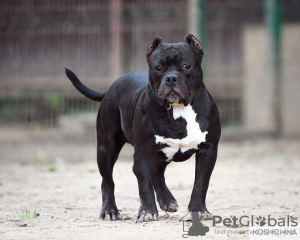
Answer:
45, 92, 61, 109
16, 208, 41, 219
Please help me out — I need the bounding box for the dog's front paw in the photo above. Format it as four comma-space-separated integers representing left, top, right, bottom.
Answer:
136, 210, 158, 223
158, 199, 178, 213
100, 206, 123, 221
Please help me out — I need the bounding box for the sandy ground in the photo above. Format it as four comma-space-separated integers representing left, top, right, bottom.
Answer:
0, 123, 300, 239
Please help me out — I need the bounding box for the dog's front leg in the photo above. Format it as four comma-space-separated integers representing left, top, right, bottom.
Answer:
188, 142, 218, 220
132, 148, 158, 222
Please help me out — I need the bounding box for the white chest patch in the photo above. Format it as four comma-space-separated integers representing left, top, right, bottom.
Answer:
155, 103, 208, 161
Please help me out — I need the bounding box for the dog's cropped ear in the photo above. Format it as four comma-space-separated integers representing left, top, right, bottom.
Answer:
146, 37, 162, 60
184, 34, 204, 57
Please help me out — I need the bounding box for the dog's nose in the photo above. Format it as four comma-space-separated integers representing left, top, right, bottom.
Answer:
165, 74, 178, 86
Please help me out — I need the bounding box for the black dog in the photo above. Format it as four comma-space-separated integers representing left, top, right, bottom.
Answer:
65, 34, 221, 222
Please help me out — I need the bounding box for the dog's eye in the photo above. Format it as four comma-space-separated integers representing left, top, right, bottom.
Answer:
155, 66, 162, 71
183, 64, 191, 70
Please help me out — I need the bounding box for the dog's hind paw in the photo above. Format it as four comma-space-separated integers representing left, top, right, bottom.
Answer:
199, 210, 212, 220
180, 210, 212, 221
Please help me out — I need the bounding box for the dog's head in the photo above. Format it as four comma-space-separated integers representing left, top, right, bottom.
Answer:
146, 34, 204, 108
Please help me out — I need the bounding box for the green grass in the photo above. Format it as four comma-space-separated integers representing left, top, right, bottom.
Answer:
16, 208, 41, 219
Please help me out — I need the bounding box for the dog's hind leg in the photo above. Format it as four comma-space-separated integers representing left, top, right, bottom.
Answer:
152, 161, 178, 213
97, 131, 125, 221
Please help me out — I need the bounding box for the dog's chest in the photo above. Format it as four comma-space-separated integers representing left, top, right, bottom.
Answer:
155, 104, 207, 161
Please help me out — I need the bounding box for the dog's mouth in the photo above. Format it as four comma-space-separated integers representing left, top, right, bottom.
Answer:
158, 88, 188, 108
166, 90, 180, 103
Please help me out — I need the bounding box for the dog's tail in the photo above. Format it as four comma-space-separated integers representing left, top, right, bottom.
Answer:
65, 68, 105, 102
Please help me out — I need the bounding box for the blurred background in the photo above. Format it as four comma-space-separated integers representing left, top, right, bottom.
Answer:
0, 0, 300, 162
1, 3, 300, 235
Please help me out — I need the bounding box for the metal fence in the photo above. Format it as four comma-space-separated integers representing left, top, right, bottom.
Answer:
0, 0, 188, 127
0, 0, 300, 135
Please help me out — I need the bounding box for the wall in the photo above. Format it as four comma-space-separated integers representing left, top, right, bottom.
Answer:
243, 24, 300, 137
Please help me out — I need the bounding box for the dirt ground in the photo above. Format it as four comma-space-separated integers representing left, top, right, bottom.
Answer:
0, 121, 300, 239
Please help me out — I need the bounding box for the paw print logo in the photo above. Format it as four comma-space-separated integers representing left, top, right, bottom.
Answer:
256, 216, 266, 226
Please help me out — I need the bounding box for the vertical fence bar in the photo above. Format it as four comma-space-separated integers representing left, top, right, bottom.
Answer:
110, 0, 123, 83
188, 0, 199, 37
198, 0, 207, 70
265, 0, 283, 136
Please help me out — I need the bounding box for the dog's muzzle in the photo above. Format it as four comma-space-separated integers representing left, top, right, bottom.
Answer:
157, 73, 189, 108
